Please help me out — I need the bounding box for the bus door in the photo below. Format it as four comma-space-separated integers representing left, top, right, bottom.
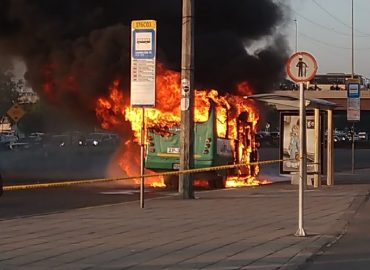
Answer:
236, 112, 252, 176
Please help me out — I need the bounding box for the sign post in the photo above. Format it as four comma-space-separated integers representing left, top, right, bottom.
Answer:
286, 51, 318, 237
347, 80, 360, 121
346, 79, 360, 174
131, 20, 157, 208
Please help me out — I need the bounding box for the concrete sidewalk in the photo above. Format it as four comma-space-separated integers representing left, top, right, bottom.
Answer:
0, 181, 369, 270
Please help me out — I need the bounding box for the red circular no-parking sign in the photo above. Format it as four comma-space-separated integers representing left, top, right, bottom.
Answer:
286, 52, 318, 83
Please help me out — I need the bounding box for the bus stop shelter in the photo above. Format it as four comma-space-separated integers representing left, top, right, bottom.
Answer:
245, 94, 337, 187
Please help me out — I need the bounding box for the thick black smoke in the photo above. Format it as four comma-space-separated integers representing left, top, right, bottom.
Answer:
0, 0, 289, 119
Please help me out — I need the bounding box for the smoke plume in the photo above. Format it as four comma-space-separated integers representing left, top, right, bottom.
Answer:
0, 0, 289, 120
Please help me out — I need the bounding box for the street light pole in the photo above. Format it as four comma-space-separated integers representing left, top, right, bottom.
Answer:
294, 19, 298, 52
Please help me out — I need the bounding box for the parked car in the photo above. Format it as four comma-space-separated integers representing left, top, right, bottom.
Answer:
48, 135, 69, 147
256, 130, 279, 146
0, 173, 3, 197
358, 132, 368, 141
28, 132, 45, 141
8, 142, 31, 151
85, 132, 120, 146
0, 132, 18, 144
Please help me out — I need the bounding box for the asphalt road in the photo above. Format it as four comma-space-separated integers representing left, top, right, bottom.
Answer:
0, 182, 171, 220
0, 146, 117, 183
1, 146, 370, 221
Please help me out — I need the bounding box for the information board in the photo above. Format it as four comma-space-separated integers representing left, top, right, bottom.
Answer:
280, 112, 323, 174
346, 81, 360, 122
130, 20, 157, 107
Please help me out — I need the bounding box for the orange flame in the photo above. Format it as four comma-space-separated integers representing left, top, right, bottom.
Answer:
95, 64, 265, 188
226, 176, 271, 187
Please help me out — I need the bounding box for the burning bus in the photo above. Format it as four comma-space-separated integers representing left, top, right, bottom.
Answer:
145, 90, 259, 189
97, 65, 261, 188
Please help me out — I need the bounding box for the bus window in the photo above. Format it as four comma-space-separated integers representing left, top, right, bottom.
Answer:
216, 106, 227, 138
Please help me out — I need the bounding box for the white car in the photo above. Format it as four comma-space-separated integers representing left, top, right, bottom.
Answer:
0, 132, 18, 144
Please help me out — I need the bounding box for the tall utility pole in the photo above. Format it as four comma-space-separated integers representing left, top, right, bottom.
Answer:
179, 0, 195, 199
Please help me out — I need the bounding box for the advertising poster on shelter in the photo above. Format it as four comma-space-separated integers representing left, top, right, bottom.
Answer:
280, 113, 316, 174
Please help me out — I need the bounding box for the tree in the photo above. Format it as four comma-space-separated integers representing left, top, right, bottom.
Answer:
0, 69, 22, 116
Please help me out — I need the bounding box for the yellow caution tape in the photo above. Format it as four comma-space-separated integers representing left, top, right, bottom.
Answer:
3, 158, 292, 191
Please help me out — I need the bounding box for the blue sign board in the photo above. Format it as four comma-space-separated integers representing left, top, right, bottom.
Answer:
132, 29, 156, 60
347, 83, 360, 98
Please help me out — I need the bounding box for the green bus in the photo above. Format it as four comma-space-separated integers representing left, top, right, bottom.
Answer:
145, 102, 256, 189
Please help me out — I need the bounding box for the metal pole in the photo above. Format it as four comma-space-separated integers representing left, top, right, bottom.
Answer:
295, 82, 306, 237
351, 0, 356, 174
140, 108, 145, 208
294, 19, 298, 53
327, 109, 334, 186
351, 0, 354, 79
352, 122, 355, 174
314, 108, 321, 188
179, 0, 194, 199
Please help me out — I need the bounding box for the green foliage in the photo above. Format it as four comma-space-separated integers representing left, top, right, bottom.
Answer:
17, 102, 46, 133
0, 70, 22, 116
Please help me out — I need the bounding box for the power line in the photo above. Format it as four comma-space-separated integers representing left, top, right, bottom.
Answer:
312, 0, 352, 28
298, 31, 351, 50
311, 0, 370, 37
283, 3, 370, 51
283, 2, 370, 38
286, 24, 370, 50
292, 8, 350, 37
297, 30, 370, 50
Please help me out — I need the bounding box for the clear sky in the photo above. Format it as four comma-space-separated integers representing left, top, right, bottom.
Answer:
284, 0, 370, 78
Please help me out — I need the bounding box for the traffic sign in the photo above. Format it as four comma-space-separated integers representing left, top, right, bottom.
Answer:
286, 52, 318, 83
6, 103, 25, 123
